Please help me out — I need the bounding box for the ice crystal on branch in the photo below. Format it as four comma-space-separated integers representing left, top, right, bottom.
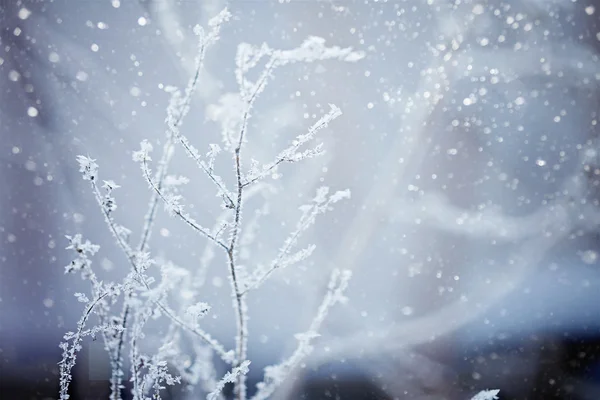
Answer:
186, 302, 211, 326
208, 361, 251, 400
132, 140, 153, 163
76, 155, 98, 181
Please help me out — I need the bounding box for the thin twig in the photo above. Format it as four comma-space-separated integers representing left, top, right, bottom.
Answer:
229, 140, 249, 400
141, 160, 229, 251
251, 269, 351, 400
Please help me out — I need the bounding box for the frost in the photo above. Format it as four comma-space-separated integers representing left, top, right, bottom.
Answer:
76, 155, 98, 181
102, 180, 120, 190
275, 36, 365, 64
207, 7, 232, 28
162, 193, 184, 216
471, 389, 500, 400
133, 252, 155, 274
132, 140, 153, 162
163, 175, 190, 186
206, 144, 221, 173
207, 360, 251, 400
328, 188, 351, 203
74, 293, 89, 303
186, 302, 211, 325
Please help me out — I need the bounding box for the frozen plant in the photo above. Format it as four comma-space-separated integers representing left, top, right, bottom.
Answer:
58, 8, 363, 400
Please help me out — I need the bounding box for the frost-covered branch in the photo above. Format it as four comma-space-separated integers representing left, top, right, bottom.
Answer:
251, 269, 352, 400
207, 361, 251, 400
243, 187, 350, 294
65, 233, 130, 400
209, 43, 363, 395
110, 302, 130, 400
165, 9, 235, 209
216, 33, 361, 400
214, 36, 363, 150
137, 148, 228, 251
242, 104, 342, 187
77, 156, 135, 262
227, 103, 251, 400
156, 302, 234, 364
59, 290, 112, 400
234, 37, 363, 105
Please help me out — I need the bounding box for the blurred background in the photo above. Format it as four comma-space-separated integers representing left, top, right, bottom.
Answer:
2, 0, 600, 399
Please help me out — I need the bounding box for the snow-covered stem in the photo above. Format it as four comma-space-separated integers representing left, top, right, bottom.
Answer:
251, 269, 352, 400
79, 162, 135, 264
129, 304, 149, 400
242, 104, 342, 187
59, 291, 110, 400
110, 301, 130, 400
64, 234, 123, 399
228, 110, 251, 400
172, 129, 235, 208
140, 157, 229, 251
167, 9, 235, 209
243, 187, 350, 294
208, 361, 251, 400
157, 301, 234, 363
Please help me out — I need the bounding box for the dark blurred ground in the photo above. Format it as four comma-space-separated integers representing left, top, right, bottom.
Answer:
3, 335, 600, 399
